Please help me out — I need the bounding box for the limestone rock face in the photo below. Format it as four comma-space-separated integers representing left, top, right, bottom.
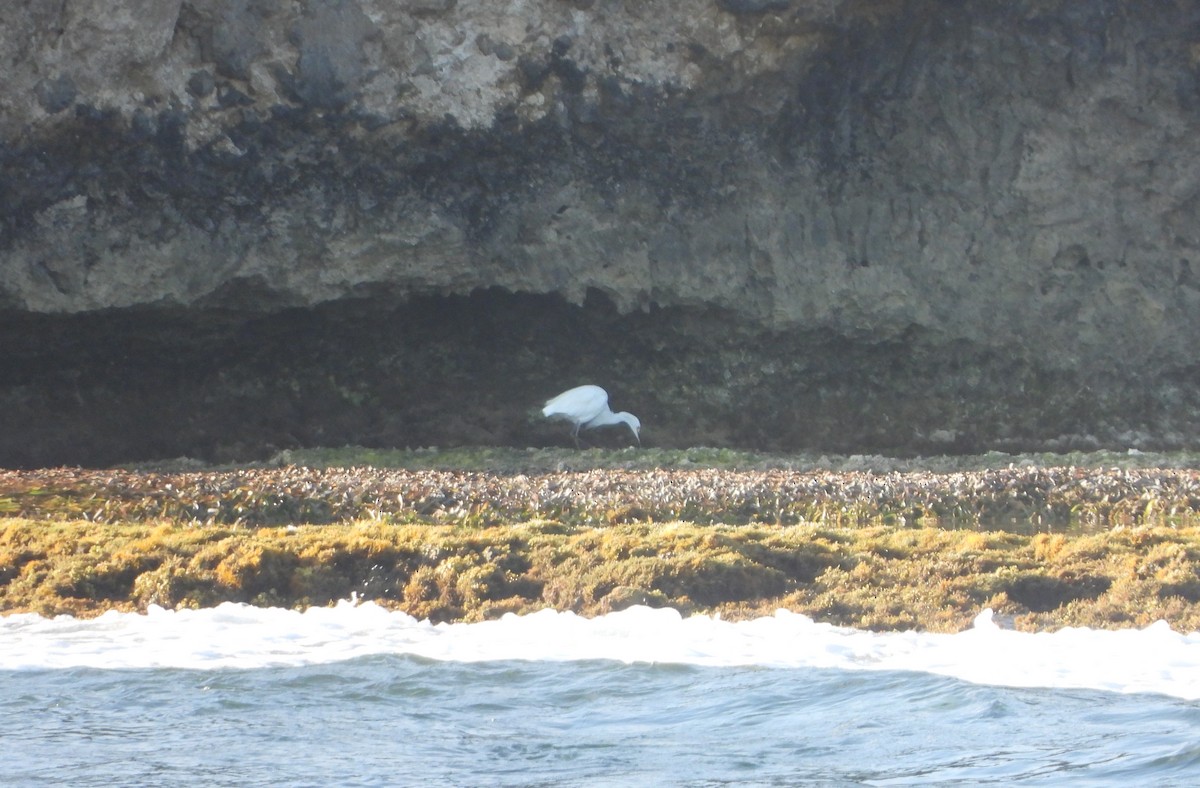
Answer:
3, 0, 1200, 465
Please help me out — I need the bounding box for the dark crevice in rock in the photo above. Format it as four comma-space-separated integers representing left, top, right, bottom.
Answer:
2, 289, 1198, 469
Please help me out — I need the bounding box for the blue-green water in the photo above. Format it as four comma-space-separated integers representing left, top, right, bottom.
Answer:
5, 659, 1200, 786
3, 604, 1200, 785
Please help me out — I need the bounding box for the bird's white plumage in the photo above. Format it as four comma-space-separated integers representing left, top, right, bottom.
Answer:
542, 385, 641, 446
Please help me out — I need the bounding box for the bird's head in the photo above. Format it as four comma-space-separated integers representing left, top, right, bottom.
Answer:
622, 413, 642, 446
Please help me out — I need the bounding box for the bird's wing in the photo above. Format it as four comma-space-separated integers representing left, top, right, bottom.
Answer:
543, 385, 608, 421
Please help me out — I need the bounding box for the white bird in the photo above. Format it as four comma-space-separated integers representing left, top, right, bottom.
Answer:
542, 385, 641, 447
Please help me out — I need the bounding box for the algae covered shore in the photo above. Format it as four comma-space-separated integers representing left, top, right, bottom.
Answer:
4, 448, 1200, 633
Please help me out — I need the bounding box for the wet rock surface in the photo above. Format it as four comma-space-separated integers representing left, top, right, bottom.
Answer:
5, 451, 1200, 530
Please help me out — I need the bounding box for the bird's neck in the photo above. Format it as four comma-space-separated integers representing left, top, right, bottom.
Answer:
592, 409, 625, 427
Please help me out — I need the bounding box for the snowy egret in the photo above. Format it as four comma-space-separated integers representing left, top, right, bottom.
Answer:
542, 385, 641, 447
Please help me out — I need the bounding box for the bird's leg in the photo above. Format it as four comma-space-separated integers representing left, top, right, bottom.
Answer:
571, 424, 582, 449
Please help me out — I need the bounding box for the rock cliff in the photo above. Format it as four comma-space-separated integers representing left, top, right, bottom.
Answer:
3, 0, 1200, 466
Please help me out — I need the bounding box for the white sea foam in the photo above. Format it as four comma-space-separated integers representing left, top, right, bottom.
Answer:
2, 602, 1198, 699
